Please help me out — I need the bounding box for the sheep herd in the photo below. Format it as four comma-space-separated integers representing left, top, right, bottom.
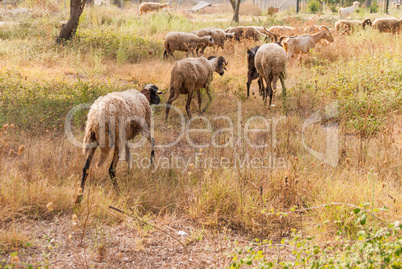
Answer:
76, 9, 402, 202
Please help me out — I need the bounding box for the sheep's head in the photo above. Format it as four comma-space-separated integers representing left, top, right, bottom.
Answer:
204, 35, 215, 46
166, 1, 172, 8
362, 18, 372, 28
353, 1, 361, 6
208, 56, 228, 76
319, 25, 334, 42
141, 84, 163, 105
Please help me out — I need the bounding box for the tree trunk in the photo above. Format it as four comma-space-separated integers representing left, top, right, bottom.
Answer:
229, 0, 240, 23
57, 0, 87, 44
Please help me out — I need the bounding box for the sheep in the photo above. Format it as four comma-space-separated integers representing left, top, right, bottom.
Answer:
372, 18, 402, 34
335, 18, 372, 34
193, 27, 232, 51
282, 25, 334, 61
254, 43, 287, 108
338, 1, 360, 19
139, 1, 171, 15
76, 84, 163, 203
225, 26, 276, 41
163, 32, 215, 59
246, 29, 285, 98
246, 46, 262, 98
165, 56, 227, 121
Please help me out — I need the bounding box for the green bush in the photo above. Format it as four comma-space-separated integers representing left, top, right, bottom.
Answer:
229, 206, 402, 268
308, 0, 321, 13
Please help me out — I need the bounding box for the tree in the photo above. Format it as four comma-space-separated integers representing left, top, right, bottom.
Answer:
229, 0, 241, 23
57, 0, 87, 44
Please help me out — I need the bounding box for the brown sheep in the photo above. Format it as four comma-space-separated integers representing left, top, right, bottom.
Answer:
372, 18, 402, 34
165, 56, 227, 121
255, 43, 287, 108
139, 1, 171, 15
77, 84, 163, 203
335, 18, 372, 34
163, 32, 215, 59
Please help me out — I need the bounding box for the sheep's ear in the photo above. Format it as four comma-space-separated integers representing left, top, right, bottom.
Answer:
207, 56, 217, 60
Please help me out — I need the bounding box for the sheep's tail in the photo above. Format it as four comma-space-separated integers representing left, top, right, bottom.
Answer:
271, 58, 286, 89
82, 119, 113, 167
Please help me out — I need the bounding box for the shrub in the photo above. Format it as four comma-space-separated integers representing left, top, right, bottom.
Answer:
308, 0, 321, 13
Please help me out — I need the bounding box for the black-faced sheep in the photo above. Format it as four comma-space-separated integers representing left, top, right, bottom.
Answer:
255, 43, 287, 108
372, 18, 402, 34
165, 56, 227, 121
247, 46, 262, 98
163, 32, 215, 59
77, 84, 162, 203
335, 18, 372, 34
338, 1, 360, 19
139, 1, 171, 15
282, 25, 334, 61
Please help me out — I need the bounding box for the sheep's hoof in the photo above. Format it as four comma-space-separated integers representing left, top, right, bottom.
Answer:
75, 195, 83, 204
270, 104, 276, 107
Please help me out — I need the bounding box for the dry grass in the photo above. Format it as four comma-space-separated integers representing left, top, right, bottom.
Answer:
0, 5, 401, 267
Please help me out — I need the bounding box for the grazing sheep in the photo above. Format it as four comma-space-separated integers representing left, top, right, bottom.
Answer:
193, 28, 224, 51
255, 43, 287, 108
282, 25, 334, 61
163, 32, 215, 59
246, 29, 285, 98
165, 56, 227, 121
77, 84, 163, 203
247, 46, 262, 98
335, 18, 372, 34
225, 26, 275, 41
372, 18, 402, 34
139, 1, 171, 15
338, 1, 360, 19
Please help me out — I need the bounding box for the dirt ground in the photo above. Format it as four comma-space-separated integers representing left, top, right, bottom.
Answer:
1, 214, 290, 268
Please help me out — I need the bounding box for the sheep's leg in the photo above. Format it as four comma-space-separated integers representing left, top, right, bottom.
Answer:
258, 78, 263, 96
197, 90, 202, 114
201, 88, 212, 114
165, 91, 180, 122
76, 147, 96, 204
125, 143, 132, 170
267, 80, 274, 107
185, 90, 194, 118
280, 73, 287, 114
109, 143, 120, 190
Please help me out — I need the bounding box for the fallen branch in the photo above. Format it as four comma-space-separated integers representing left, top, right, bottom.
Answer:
108, 205, 189, 256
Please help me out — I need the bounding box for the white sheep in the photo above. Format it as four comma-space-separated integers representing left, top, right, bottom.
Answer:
193, 27, 232, 51
139, 1, 171, 15
282, 25, 334, 61
165, 56, 227, 121
335, 18, 372, 34
372, 18, 402, 34
255, 43, 287, 108
77, 84, 163, 203
338, 1, 360, 19
163, 32, 215, 59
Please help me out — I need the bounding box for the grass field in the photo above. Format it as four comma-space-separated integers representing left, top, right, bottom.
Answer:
0, 2, 401, 268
